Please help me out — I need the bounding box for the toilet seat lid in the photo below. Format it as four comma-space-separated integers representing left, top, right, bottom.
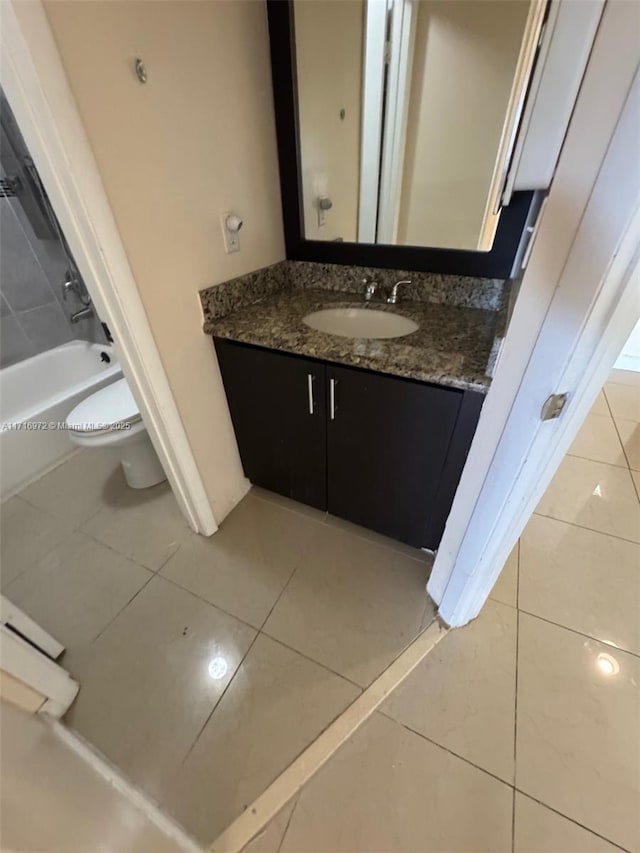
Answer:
66, 378, 142, 433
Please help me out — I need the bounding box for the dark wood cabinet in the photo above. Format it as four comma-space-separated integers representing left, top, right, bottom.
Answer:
214, 339, 483, 549
215, 339, 327, 510
326, 365, 463, 548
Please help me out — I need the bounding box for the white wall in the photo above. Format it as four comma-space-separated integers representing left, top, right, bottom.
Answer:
37, 0, 286, 522
614, 318, 640, 372
295, 0, 363, 241
398, 0, 529, 249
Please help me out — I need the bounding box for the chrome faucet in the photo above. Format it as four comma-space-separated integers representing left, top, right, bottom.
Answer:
70, 305, 94, 324
363, 279, 379, 301
387, 279, 412, 305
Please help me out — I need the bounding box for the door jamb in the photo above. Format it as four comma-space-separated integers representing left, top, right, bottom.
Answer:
428, 1, 640, 625
1, 0, 217, 536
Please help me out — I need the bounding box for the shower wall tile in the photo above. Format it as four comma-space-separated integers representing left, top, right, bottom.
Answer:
0, 203, 56, 313
8, 199, 67, 305
17, 302, 73, 352
0, 315, 33, 368
1, 197, 105, 368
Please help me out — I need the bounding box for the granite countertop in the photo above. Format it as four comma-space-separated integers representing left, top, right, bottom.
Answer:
204, 287, 505, 394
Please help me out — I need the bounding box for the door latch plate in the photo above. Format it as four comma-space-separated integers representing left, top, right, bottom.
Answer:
541, 392, 569, 421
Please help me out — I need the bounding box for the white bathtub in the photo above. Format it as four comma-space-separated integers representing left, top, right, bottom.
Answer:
0, 341, 122, 499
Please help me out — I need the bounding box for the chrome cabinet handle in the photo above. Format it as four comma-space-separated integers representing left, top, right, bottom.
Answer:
307, 373, 315, 415
330, 378, 337, 420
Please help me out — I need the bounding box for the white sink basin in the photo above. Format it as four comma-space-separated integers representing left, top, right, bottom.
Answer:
303, 308, 419, 340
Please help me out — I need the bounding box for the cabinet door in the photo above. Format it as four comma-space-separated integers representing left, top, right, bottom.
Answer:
326, 365, 462, 547
215, 339, 327, 510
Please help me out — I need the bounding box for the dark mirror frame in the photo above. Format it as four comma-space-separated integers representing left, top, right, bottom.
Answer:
267, 0, 538, 279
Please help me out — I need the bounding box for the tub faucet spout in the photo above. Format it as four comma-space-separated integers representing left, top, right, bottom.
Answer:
70, 306, 94, 324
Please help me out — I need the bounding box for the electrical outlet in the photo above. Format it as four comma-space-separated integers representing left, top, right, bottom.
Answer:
220, 212, 241, 254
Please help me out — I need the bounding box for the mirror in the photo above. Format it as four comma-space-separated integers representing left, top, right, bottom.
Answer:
293, 0, 544, 252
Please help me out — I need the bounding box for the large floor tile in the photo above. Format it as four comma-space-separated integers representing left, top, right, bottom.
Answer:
0, 497, 72, 589
490, 544, 518, 607
632, 468, 640, 498
3, 531, 151, 652
382, 599, 517, 783
609, 367, 640, 388
279, 713, 513, 853
520, 515, 640, 655
163, 634, 359, 843
161, 493, 323, 629
536, 455, 640, 542
605, 382, 640, 421
263, 525, 432, 687
516, 613, 640, 851
19, 448, 121, 528
615, 417, 640, 471
65, 576, 256, 800
514, 793, 620, 853
81, 479, 190, 570
590, 390, 609, 415
567, 412, 626, 466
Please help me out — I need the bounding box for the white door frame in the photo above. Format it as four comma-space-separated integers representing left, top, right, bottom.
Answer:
429, 1, 640, 626
376, 0, 417, 244
358, 0, 387, 243
0, 0, 217, 536
1, 595, 64, 660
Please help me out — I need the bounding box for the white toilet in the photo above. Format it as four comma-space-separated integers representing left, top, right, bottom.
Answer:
66, 378, 167, 489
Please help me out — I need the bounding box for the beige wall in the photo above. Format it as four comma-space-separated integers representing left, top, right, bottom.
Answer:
295, 0, 363, 241
42, 0, 285, 522
398, 0, 529, 249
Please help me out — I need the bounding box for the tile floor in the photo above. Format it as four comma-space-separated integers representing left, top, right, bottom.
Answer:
2, 370, 638, 851
0, 448, 434, 845
241, 370, 640, 853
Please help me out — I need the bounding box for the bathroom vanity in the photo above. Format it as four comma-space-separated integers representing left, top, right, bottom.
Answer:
202, 263, 504, 550
200, 0, 553, 551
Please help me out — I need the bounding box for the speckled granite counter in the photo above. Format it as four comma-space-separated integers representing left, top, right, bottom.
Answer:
202, 271, 508, 394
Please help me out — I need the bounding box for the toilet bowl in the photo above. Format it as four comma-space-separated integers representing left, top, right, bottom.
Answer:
66, 378, 166, 489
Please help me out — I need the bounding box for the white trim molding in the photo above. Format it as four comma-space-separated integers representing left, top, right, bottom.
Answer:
0, 625, 79, 718
1, 0, 217, 536
0, 596, 64, 660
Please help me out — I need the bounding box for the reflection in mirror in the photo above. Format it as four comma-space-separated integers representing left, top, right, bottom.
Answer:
294, 0, 545, 251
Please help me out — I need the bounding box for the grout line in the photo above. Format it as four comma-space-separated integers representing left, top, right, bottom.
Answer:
377, 711, 630, 853
566, 449, 628, 470
208, 619, 447, 853
512, 789, 630, 853
258, 629, 363, 691
608, 417, 640, 505
158, 573, 260, 634
258, 561, 302, 634
275, 795, 299, 853
86, 570, 156, 648
260, 599, 437, 693
377, 711, 513, 788
517, 607, 640, 660
174, 630, 263, 774
533, 512, 640, 547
